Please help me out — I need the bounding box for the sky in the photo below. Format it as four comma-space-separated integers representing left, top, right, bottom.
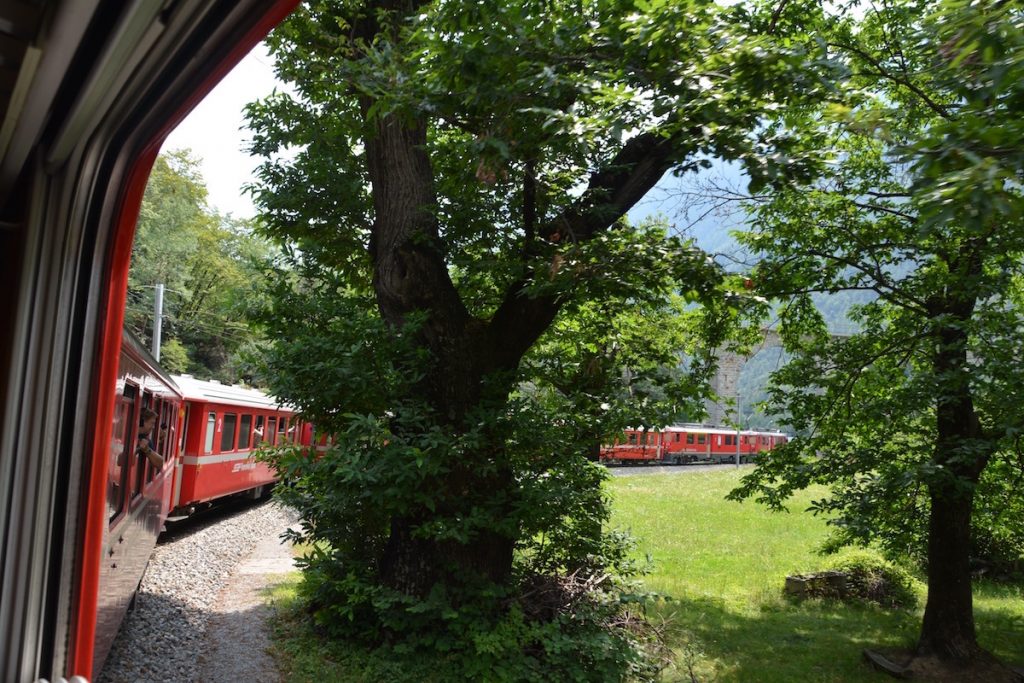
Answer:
162, 43, 282, 219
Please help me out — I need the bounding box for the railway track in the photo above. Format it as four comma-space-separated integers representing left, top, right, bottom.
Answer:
97, 500, 296, 683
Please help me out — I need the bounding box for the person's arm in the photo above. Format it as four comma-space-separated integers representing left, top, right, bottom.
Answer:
139, 436, 164, 469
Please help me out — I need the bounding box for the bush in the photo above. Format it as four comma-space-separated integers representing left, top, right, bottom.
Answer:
821, 549, 921, 609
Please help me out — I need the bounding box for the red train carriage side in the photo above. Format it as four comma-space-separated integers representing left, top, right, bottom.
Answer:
170, 375, 300, 515
601, 425, 789, 465
93, 333, 184, 677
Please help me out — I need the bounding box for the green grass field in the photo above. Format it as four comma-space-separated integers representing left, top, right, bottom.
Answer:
266, 468, 1023, 681
610, 468, 1024, 682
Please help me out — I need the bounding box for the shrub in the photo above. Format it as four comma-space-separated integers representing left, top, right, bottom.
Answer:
822, 549, 921, 609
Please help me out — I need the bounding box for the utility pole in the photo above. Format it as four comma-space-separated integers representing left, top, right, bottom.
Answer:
152, 283, 164, 361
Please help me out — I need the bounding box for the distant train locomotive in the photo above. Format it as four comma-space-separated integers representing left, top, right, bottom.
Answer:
601, 425, 789, 465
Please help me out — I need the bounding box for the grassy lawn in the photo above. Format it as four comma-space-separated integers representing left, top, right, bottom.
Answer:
264, 467, 1023, 681
610, 468, 1024, 682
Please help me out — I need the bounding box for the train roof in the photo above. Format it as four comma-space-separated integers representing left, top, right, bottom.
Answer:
171, 374, 291, 411
626, 424, 788, 437
122, 331, 184, 399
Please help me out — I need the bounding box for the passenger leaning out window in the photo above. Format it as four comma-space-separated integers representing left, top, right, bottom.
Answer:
138, 408, 164, 469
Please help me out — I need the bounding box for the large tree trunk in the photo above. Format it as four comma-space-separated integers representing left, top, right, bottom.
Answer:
917, 308, 989, 661
918, 485, 980, 659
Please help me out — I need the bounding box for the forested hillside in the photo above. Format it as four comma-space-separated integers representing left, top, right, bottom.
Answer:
126, 150, 273, 383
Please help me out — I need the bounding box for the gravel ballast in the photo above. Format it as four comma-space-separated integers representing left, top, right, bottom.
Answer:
97, 500, 297, 683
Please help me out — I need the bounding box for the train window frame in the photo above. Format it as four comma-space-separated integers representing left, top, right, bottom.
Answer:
221, 412, 238, 452
108, 385, 137, 525
179, 404, 189, 455
131, 395, 155, 501
254, 415, 265, 444
239, 414, 253, 450
204, 411, 217, 453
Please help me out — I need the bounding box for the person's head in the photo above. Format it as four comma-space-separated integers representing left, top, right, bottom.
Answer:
140, 408, 158, 431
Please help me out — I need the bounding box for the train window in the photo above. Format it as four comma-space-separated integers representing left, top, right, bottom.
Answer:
180, 404, 190, 455
267, 417, 277, 444
686, 433, 694, 444
724, 435, 734, 446
674, 433, 680, 442
239, 414, 253, 449
627, 433, 636, 444
697, 434, 705, 444
132, 396, 155, 499
279, 418, 290, 444
109, 386, 136, 523
254, 415, 265, 443
221, 413, 238, 451
205, 412, 217, 453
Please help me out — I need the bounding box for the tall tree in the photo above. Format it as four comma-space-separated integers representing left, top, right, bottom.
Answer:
729, 0, 1024, 675
248, 0, 828, 671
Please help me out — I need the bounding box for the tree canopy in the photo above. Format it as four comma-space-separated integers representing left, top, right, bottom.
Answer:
729, 0, 1024, 674
246, 0, 828, 677
127, 149, 275, 381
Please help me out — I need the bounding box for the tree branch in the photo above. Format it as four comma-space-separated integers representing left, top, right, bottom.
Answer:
488, 127, 698, 368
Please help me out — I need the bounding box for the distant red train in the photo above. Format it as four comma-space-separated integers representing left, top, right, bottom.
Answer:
89, 333, 303, 677
601, 425, 789, 465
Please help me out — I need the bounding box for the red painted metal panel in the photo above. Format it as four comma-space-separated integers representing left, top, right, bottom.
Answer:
71, 0, 303, 677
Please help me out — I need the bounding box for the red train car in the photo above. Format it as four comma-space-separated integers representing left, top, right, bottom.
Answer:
94, 333, 184, 674
170, 375, 299, 517
601, 425, 789, 465
0, 2, 301, 680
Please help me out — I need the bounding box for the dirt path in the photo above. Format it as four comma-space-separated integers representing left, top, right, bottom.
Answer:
195, 520, 298, 682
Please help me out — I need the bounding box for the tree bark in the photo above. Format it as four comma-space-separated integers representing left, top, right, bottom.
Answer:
918, 485, 981, 659
917, 308, 989, 660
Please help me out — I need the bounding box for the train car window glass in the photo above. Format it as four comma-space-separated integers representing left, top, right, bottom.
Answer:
167, 402, 179, 458
267, 417, 277, 444
109, 386, 136, 524
716, 435, 721, 446
255, 415, 265, 443
180, 404, 190, 455
205, 412, 217, 453
221, 413, 238, 452
686, 433, 694, 444
133, 395, 154, 500
239, 414, 253, 449
148, 400, 171, 483
697, 434, 705, 444
279, 418, 289, 444
627, 433, 636, 445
